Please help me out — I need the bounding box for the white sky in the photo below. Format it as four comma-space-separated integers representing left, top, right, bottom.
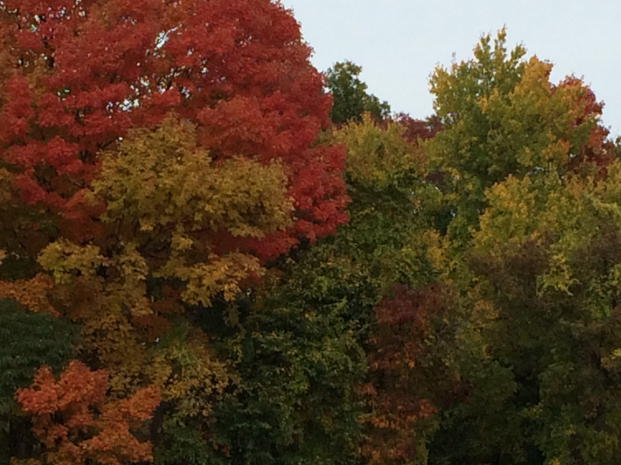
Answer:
281, 0, 621, 137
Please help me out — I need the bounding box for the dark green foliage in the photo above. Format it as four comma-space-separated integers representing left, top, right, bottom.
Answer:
325, 61, 391, 124
211, 250, 374, 465
0, 300, 76, 420
0, 299, 76, 464
155, 418, 226, 465
0, 255, 38, 282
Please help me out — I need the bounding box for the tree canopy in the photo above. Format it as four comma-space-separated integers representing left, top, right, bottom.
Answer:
325, 61, 391, 125
1, 4, 620, 464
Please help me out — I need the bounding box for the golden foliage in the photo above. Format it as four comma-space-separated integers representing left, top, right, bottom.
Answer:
93, 115, 293, 240
334, 113, 426, 188
147, 332, 235, 418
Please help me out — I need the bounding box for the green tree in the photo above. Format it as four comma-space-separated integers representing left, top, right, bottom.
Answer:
614, 136, 621, 159
436, 164, 621, 465
325, 61, 391, 124
200, 114, 449, 464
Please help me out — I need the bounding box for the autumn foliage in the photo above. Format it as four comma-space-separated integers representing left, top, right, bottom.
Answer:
361, 285, 450, 464
0, 0, 347, 462
0, 0, 347, 257
2, 1, 621, 463
16, 362, 159, 465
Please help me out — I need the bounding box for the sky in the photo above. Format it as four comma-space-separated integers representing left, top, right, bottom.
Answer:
281, 0, 621, 137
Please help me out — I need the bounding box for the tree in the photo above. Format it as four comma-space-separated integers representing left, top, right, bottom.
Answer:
0, 0, 347, 260
0, 1, 348, 462
325, 61, 391, 124
442, 163, 621, 465
420, 30, 621, 465
208, 253, 371, 465
15, 361, 160, 465
614, 136, 621, 160
427, 28, 614, 242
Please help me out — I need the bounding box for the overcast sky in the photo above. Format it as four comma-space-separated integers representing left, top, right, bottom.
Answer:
281, 0, 620, 137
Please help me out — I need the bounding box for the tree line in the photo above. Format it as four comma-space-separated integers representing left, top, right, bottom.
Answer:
1, 1, 621, 464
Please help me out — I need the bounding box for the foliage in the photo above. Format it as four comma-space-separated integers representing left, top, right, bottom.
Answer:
422, 31, 621, 465
0, 300, 75, 418
2, 5, 621, 464
325, 61, 391, 125
210, 256, 370, 464
427, 28, 614, 242
0, 1, 346, 462
201, 114, 437, 464
0, 0, 347, 259
154, 418, 225, 465
361, 284, 453, 465
454, 163, 621, 464
330, 116, 458, 465
14, 361, 160, 465
92, 115, 293, 306
0, 300, 75, 464
317, 29, 621, 465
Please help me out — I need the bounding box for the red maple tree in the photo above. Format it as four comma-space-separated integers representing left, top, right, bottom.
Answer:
0, 0, 348, 258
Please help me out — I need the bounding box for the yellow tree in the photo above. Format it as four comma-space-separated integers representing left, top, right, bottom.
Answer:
34, 116, 291, 398
428, 28, 613, 242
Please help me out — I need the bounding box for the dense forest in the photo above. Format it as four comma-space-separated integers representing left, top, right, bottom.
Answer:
2, 1, 621, 464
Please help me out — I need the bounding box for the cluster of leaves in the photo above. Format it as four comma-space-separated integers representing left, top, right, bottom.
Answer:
15, 361, 160, 465
2, 0, 621, 462
414, 30, 620, 465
